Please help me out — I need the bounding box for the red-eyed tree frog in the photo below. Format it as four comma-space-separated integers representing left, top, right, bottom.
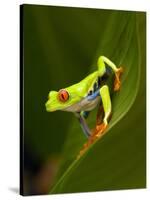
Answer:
45, 56, 123, 158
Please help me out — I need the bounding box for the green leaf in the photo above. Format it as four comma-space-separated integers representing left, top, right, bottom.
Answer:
50, 11, 146, 194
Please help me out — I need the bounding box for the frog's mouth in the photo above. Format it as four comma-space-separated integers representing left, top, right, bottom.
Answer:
45, 99, 67, 112
45, 100, 56, 112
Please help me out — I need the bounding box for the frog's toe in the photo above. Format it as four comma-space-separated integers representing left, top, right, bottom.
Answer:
77, 132, 97, 159
95, 123, 108, 138
77, 143, 89, 159
114, 80, 121, 91
114, 66, 123, 91
77, 122, 108, 159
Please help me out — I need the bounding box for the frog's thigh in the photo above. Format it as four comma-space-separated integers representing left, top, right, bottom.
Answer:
100, 85, 112, 125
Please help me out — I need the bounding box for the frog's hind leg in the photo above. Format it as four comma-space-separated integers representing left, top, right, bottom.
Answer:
98, 56, 123, 91
94, 85, 112, 137
77, 85, 112, 159
96, 104, 104, 125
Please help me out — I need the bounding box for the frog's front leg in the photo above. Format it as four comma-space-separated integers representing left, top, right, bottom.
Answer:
98, 56, 123, 91
77, 85, 112, 159
75, 112, 91, 138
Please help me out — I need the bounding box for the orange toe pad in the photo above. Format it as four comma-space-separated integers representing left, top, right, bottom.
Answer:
95, 123, 108, 138
114, 67, 123, 91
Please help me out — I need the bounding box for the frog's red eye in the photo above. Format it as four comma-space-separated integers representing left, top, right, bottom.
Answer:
58, 89, 69, 102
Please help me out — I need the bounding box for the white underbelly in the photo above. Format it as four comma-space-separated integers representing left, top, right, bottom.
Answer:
63, 96, 101, 112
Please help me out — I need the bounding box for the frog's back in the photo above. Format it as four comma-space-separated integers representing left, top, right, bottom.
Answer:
80, 71, 99, 91
80, 67, 115, 97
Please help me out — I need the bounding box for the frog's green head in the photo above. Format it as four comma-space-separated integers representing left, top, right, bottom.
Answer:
45, 84, 85, 112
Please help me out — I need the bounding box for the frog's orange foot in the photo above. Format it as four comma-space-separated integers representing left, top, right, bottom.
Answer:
77, 144, 88, 159
77, 136, 94, 159
77, 123, 108, 159
95, 123, 108, 138
114, 67, 123, 91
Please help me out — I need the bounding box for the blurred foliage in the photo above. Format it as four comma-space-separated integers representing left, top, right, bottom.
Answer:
23, 4, 146, 195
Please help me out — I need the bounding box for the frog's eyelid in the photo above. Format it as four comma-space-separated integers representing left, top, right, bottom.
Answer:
58, 89, 69, 102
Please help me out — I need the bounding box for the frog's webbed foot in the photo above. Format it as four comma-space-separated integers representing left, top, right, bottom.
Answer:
77, 123, 108, 159
114, 67, 123, 91
90, 105, 108, 138
77, 136, 93, 159
92, 122, 108, 138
